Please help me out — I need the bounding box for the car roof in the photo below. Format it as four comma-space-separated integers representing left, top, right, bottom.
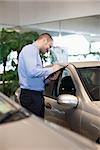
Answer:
45, 61, 100, 69
45, 61, 100, 80
68, 61, 100, 68
53, 61, 100, 69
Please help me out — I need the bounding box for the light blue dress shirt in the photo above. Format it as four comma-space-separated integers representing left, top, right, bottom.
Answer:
18, 43, 53, 91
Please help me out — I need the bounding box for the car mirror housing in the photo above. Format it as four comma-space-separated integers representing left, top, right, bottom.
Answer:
58, 94, 78, 109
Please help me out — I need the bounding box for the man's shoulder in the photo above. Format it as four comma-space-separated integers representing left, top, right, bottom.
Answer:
21, 44, 34, 52
23, 44, 33, 49
20, 43, 37, 56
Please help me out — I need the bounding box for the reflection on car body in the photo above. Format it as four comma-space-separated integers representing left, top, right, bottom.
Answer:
0, 92, 99, 150
0, 93, 30, 124
44, 61, 100, 143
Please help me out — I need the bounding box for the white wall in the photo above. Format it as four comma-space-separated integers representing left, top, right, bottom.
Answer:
0, 1, 100, 26
19, 1, 100, 25
0, 1, 19, 26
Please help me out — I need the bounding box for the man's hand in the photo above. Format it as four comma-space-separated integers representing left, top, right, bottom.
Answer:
52, 64, 61, 72
49, 70, 61, 81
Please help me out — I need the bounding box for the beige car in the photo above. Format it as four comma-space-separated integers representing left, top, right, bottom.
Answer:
0, 92, 99, 150
44, 61, 100, 143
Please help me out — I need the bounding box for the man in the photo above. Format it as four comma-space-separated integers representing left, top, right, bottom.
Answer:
18, 33, 60, 118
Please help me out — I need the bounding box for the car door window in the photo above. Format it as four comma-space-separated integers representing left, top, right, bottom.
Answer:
44, 80, 56, 98
57, 69, 76, 96
44, 70, 62, 99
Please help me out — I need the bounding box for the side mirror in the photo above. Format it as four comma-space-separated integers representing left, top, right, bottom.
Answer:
58, 94, 78, 109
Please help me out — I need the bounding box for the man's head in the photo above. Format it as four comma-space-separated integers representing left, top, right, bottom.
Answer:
36, 33, 53, 53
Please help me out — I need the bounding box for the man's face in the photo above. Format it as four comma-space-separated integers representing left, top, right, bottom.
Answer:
41, 38, 53, 53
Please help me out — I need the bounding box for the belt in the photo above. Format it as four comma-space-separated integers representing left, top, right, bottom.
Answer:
21, 88, 43, 94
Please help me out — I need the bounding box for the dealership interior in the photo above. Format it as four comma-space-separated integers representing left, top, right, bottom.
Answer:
0, 1, 100, 66
0, 1, 100, 149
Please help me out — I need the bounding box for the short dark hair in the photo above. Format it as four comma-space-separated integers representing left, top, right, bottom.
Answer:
38, 33, 53, 41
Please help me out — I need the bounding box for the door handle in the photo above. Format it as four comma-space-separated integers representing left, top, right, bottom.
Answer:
45, 103, 52, 109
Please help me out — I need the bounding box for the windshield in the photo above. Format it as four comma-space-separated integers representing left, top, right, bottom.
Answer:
0, 94, 30, 124
78, 66, 100, 101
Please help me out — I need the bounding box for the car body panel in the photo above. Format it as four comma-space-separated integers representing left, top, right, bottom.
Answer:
0, 92, 99, 150
44, 61, 100, 143
0, 117, 98, 150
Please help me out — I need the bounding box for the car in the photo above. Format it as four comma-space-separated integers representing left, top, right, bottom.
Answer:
44, 61, 100, 143
0, 92, 99, 150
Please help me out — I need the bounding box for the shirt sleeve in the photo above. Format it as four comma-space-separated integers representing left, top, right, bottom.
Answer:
22, 45, 53, 78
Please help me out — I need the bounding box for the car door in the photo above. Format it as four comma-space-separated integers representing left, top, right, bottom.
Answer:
44, 68, 81, 130
44, 69, 70, 128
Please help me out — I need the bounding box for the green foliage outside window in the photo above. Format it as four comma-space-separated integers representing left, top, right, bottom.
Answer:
0, 28, 39, 96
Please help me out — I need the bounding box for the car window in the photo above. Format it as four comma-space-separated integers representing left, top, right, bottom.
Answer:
44, 80, 57, 98
44, 68, 76, 98
44, 69, 63, 98
57, 69, 76, 96
77, 67, 100, 101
